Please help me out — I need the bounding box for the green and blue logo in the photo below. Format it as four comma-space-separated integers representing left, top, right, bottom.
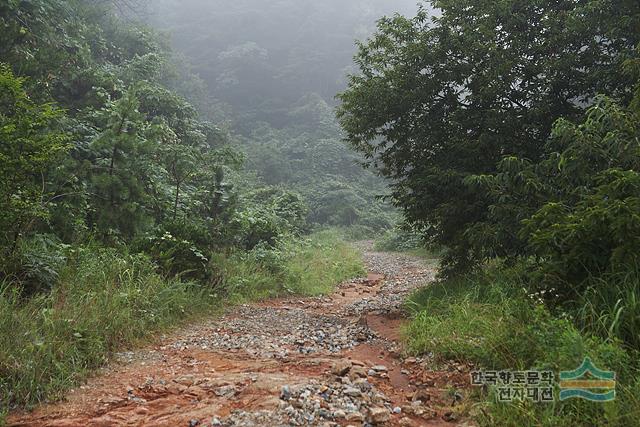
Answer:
559, 357, 616, 402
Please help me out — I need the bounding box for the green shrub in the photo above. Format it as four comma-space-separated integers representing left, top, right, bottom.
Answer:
231, 206, 291, 250
5, 234, 69, 294
134, 227, 210, 282
471, 95, 640, 297
0, 65, 70, 261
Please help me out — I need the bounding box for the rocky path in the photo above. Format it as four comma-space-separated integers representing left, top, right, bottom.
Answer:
8, 243, 470, 427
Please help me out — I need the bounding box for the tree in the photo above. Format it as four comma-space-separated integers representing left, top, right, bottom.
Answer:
338, 0, 640, 273
0, 65, 69, 256
524, 96, 639, 294
88, 88, 154, 240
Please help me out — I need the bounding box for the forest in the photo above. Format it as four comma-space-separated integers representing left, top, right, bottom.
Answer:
1, 1, 640, 426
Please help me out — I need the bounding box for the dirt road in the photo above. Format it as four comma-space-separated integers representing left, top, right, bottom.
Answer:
8, 243, 470, 427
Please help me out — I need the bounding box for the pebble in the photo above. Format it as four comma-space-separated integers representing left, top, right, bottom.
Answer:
280, 385, 291, 400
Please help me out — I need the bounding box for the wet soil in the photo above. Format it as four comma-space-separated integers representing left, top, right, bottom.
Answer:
8, 243, 470, 427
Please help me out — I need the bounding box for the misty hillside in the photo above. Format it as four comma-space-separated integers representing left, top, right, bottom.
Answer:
147, 0, 424, 232
150, 0, 419, 124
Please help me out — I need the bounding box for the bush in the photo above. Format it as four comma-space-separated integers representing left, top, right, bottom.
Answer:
4, 234, 69, 294
0, 65, 69, 261
472, 95, 640, 297
133, 226, 210, 282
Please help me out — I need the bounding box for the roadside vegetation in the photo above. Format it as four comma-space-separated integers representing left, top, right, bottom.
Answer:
340, 1, 640, 426
405, 265, 640, 426
0, 231, 362, 411
216, 230, 364, 302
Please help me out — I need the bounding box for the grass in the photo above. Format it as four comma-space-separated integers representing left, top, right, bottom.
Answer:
0, 247, 218, 411
373, 225, 424, 252
404, 264, 640, 427
216, 230, 365, 301
283, 230, 365, 295
574, 269, 640, 352
0, 231, 363, 420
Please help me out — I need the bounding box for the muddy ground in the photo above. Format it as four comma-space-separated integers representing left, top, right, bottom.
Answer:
8, 243, 472, 427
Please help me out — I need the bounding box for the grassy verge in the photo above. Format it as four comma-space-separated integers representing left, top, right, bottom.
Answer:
404, 264, 640, 426
374, 225, 424, 252
0, 247, 218, 411
216, 230, 365, 301
0, 231, 363, 419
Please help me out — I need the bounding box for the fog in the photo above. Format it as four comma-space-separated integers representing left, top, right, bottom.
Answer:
148, 0, 424, 127
141, 1, 434, 230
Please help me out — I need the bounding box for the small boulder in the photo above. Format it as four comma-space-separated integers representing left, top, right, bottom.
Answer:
369, 407, 390, 424
343, 386, 362, 397
345, 412, 365, 422
332, 360, 353, 376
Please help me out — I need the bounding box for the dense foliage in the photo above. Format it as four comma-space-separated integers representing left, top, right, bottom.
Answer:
338, 0, 640, 274
0, 66, 70, 260
0, 0, 318, 295
476, 93, 640, 296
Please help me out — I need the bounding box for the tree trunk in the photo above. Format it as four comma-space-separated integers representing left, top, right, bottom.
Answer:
173, 181, 180, 220
109, 145, 117, 207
